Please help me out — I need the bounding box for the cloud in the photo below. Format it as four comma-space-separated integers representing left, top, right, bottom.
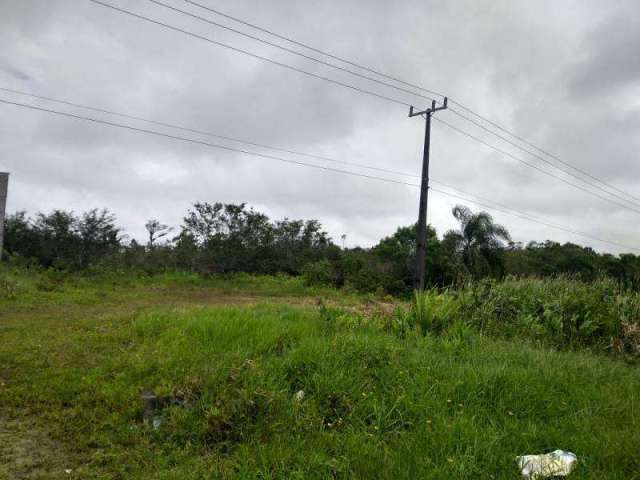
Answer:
0, 0, 638, 252
569, 12, 640, 99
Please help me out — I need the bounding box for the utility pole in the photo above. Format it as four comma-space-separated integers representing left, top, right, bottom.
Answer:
0, 172, 8, 261
409, 98, 447, 291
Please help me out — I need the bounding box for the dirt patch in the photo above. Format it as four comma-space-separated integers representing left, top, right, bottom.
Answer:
0, 417, 71, 480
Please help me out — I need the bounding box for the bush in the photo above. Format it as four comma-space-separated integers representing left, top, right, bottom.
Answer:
413, 289, 460, 336
454, 276, 640, 354
0, 273, 20, 299
302, 259, 336, 287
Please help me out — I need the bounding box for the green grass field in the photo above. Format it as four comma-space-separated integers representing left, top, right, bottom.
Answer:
1, 269, 639, 479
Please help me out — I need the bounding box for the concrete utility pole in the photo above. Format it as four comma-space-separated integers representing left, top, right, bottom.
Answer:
409, 98, 447, 291
0, 172, 8, 260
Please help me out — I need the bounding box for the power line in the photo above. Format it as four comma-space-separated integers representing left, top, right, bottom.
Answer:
0, 87, 597, 228
434, 117, 640, 216
429, 178, 572, 229
0, 98, 417, 187
428, 185, 639, 252
182, 0, 446, 99
145, 0, 437, 105
448, 99, 640, 204
87, 0, 410, 108
181, 1, 640, 207
87, 0, 640, 213
0, 86, 417, 179
446, 106, 640, 208
12, 85, 624, 228
1, 97, 636, 252
9, 86, 623, 231
12, 86, 639, 227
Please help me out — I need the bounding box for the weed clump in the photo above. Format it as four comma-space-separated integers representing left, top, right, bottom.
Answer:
472, 277, 638, 350
407, 276, 640, 357
413, 289, 461, 336
0, 273, 20, 299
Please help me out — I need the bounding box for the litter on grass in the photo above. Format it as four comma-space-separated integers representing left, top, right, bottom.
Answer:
516, 450, 577, 479
152, 417, 162, 430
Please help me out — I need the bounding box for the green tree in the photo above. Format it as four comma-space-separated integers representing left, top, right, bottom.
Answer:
33, 210, 80, 268
444, 205, 511, 279
373, 224, 436, 292
145, 219, 172, 249
3, 211, 40, 261
76, 209, 121, 267
178, 202, 334, 275
2, 209, 121, 269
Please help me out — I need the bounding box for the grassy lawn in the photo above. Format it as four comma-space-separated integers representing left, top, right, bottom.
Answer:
1, 272, 638, 479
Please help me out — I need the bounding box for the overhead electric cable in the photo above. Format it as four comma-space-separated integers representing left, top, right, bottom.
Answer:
428, 179, 570, 228
10, 85, 617, 218
182, 0, 446, 98
0, 86, 417, 179
145, 0, 437, 105
447, 99, 640, 204
88, 0, 640, 210
87, 0, 411, 108
433, 117, 640, 216
181, 0, 640, 206
1, 97, 636, 252
446, 106, 640, 207
428, 186, 638, 252
12, 86, 636, 218
0, 87, 584, 227
0, 98, 416, 187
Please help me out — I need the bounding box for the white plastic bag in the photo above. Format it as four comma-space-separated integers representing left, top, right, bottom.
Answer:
516, 450, 577, 479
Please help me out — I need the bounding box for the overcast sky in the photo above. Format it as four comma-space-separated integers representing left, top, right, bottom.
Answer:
1, 0, 639, 251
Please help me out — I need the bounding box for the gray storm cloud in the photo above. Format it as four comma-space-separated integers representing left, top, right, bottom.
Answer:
0, 0, 638, 251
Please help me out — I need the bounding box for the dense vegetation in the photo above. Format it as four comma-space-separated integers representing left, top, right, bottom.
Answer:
4, 201, 640, 295
1, 270, 638, 478
414, 277, 640, 357
2, 265, 638, 359
3, 204, 639, 477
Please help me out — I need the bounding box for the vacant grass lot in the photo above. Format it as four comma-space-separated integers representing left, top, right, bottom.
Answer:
1, 270, 639, 479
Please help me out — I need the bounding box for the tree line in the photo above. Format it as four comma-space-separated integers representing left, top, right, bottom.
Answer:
4, 202, 640, 294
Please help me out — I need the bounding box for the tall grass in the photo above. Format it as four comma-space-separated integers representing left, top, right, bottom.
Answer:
2, 299, 639, 478
410, 276, 640, 357
0, 264, 350, 309
413, 289, 461, 336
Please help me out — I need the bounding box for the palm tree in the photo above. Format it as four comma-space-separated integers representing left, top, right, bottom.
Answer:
444, 205, 511, 278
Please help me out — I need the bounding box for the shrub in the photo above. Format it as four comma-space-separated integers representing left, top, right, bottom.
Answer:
302, 259, 336, 287
385, 306, 415, 339
455, 276, 640, 354
413, 289, 460, 336
0, 273, 19, 299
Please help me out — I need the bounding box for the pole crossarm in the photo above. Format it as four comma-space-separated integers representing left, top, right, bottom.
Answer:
409, 98, 448, 118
